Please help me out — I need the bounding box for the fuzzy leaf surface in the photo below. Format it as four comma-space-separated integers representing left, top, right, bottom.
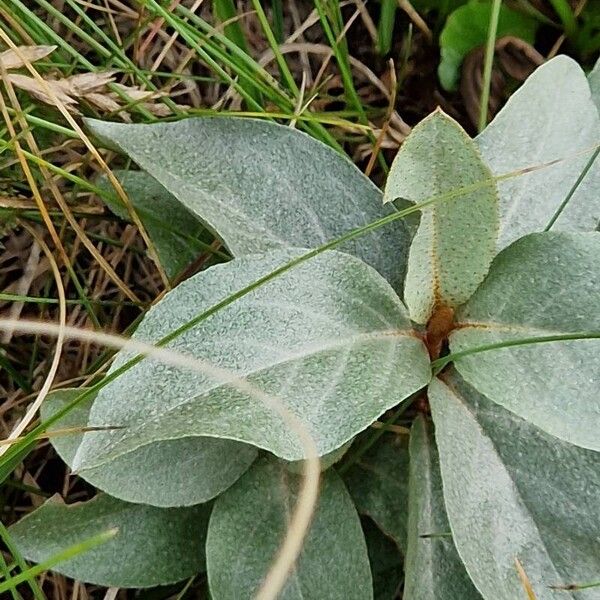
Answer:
343, 433, 410, 551
429, 372, 600, 600
86, 116, 413, 291
9, 494, 211, 588
206, 457, 372, 599
42, 389, 256, 507
72, 249, 431, 474
403, 415, 481, 600
384, 110, 498, 323
476, 56, 600, 247
451, 232, 600, 451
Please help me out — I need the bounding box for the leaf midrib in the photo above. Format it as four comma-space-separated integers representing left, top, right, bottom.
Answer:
77, 329, 424, 470
453, 321, 581, 336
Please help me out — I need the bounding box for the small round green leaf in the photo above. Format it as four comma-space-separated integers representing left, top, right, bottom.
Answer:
9, 494, 211, 588
451, 232, 600, 451
438, 1, 537, 91
206, 457, 373, 599
429, 372, 600, 599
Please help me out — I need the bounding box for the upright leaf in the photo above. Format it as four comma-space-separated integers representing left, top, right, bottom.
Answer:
476, 56, 600, 247
206, 457, 373, 599
343, 433, 410, 551
451, 232, 600, 451
86, 116, 414, 291
42, 389, 257, 507
384, 110, 498, 324
9, 494, 211, 588
404, 416, 480, 600
97, 170, 210, 280
72, 250, 431, 478
429, 372, 600, 600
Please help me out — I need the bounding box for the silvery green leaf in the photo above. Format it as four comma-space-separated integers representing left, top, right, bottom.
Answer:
384, 110, 498, 324
41, 389, 257, 507
206, 457, 373, 600
451, 232, 600, 451
97, 170, 210, 279
343, 433, 410, 551
403, 415, 481, 600
429, 372, 600, 600
9, 494, 210, 588
72, 250, 431, 478
476, 56, 600, 247
86, 116, 413, 291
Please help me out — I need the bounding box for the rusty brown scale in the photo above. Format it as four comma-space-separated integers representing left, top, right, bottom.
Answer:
425, 305, 456, 361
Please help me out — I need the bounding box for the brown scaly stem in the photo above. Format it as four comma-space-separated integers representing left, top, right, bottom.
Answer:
425, 304, 455, 360
416, 305, 457, 414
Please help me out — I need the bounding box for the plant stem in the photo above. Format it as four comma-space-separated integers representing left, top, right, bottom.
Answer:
548, 0, 578, 38
337, 394, 418, 474
545, 145, 600, 230
478, 0, 502, 132
378, 0, 398, 55
432, 331, 600, 373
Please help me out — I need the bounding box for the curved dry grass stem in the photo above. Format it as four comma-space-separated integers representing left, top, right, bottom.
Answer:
0, 318, 321, 600
0, 223, 67, 457
0, 31, 171, 292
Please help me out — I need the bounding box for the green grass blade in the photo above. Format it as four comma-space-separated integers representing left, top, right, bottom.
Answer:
0, 552, 21, 600
313, 0, 387, 170
432, 331, 600, 373
250, 0, 299, 96
0, 522, 44, 600
478, 0, 502, 132
0, 352, 32, 394
378, 0, 398, 55
548, 0, 578, 37
213, 0, 250, 54
0, 529, 116, 594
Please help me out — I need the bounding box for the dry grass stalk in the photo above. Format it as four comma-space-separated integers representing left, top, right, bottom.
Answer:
0, 45, 56, 70
1, 44, 185, 118
7, 69, 183, 119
